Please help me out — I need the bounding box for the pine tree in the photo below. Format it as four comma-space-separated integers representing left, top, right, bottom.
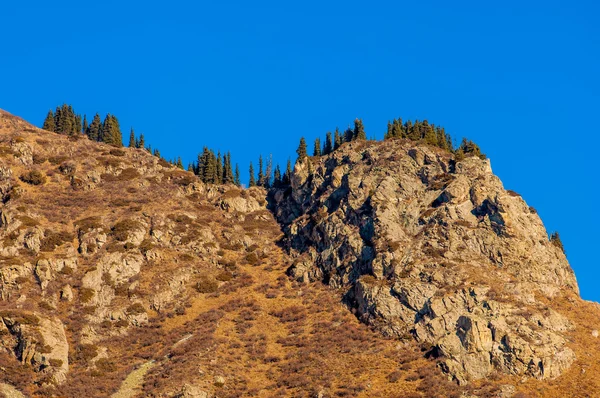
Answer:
187, 163, 194, 173
324, 131, 333, 155
82, 114, 88, 134
354, 118, 366, 140
74, 114, 82, 136
216, 152, 223, 184
334, 127, 342, 150
249, 162, 256, 187
176, 157, 184, 169
296, 137, 307, 162
111, 115, 123, 146
87, 113, 102, 141
138, 134, 145, 149
344, 127, 354, 142
283, 158, 292, 185
154, 148, 161, 158
313, 138, 321, 156
129, 128, 136, 148
257, 155, 264, 186
273, 164, 282, 187
264, 155, 273, 188
385, 121, 393, 139
234, 163, 241, 187
423, 120, 437, 146
42, 110, 55, 132
223, 152, 234, 184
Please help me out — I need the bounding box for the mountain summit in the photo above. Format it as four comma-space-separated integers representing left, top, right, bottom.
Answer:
0, 109, 599, 397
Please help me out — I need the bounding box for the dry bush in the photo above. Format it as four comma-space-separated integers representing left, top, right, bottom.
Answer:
98, 156, 122, 168
79, 288, 95, 303
75, 216, 103, 232
20, 170, 46, 185
18, 215, 40, 227
40, 230, 74, 251
195, 276, 219, 293
58, 161, 76, 175
126, 303, 146, 315
111, 219, 143, 241
0, 311, 39, 325
75, 344, 98, 362
506, 190, 521, 197
109, 149, 126, 157
216, 270, 233, 282
48, 155, 68, 165
245, 252, 260, 265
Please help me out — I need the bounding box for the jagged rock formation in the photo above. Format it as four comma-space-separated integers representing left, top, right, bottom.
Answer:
272, 139, 578, 384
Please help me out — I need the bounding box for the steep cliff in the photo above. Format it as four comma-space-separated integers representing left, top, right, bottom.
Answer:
272, 139, 579, 384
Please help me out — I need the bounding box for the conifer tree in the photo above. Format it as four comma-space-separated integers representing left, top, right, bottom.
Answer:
223, 152, 234, 184
264, 155, 273, 188
82, 114, 88, 134
138, 134, 145, 149
129, 128, 136, 148
313, 138, 321, 156
354, 118, 366, 140
42, 110, 55, 132
334, 127, 342, 150
423, 120, 437, 146
234, 163, 241, 187
176, 157, 184, 169
216, 152, 223, 184
296, 137, 307, 162
324, 131, 333, 155
274, 164, 282, 187
385, 121, 393, 139
154, 148, 161, 158
283, 158, 292, 185
74, 114, 82, 136
257, 155, 264, 186
249, 162, 256, 187
344, 127, 354, 142
188, 163, 194, 173
87, 113, 102, 141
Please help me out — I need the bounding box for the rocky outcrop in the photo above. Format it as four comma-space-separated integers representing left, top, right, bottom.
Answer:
0, 312, 69, 384
272, 139, 579, 383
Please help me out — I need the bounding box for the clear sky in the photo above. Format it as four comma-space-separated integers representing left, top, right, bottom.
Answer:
1, 1, 598, 301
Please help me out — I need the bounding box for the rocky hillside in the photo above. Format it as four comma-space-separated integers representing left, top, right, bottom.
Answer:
0, 109, 599, 398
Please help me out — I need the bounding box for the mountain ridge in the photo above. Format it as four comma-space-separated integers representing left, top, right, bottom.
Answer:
0, 109, 599, 397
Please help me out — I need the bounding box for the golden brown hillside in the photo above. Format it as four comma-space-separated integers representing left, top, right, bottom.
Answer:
0, 109, 599, 398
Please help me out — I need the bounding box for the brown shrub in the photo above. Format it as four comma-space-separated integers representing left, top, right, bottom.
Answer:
126, 303, 146, 315
40, 230, 74, 251
75, 216, 103, 232
75, 344, 98, 362
48, 156, 68, 165
245, 252, 259, 266
111, 219, 143, 241
20, 170, 46, 185
58, 161, 76, 175
80, 288, 95, 303
216, 271, 233, 282
109, 149, 126, 157
195, 277, 218, 294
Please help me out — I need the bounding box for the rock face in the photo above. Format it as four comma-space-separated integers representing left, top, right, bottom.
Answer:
272, 139, 578, 383
0, 312, 69, 384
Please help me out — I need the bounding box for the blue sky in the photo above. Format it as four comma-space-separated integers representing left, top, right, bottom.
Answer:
1, 1, 598, 301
